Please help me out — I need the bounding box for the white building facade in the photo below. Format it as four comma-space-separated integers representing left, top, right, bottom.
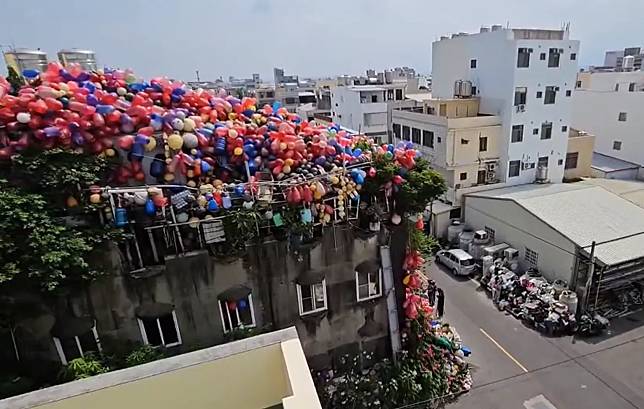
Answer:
572, 70, 644, 169
331, 85, 389, 138
432, 26, 580, 185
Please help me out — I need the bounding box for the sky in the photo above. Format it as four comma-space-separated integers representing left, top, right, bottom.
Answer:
2, 0, 643, 82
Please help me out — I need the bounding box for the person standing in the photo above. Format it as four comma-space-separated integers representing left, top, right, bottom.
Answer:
436, 288, 445, 318
427, 280, 436, 306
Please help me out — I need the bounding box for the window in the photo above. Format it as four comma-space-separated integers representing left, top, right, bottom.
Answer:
422, 130, 434, 148
402, 125, 410, 140
297, 281, 327, 315
538, 156, 549, 168
548, 48, 560, 67
618, 112, 627, 121
371, 95, 378, 103
540, 52, 546, 61
541, 122, 553, 140
544, 86, 557, 104
138, 312, 182, 347
511, 125, 524, 143
570, 53, 577, 61
629, 83, 635, 92
565, 152, 579, 169
615, 83, 619, 92
395, 89, 403, 100
525, 248, 538, 266
411, 128, 421, 144
470, 59, 477, 68
439, 104, 447, 117
356, 269, 382, 301
576, 80, 582, 88
218, 295, 256, 333
485, 226, 496, 241
387, 89, 394, 101
284, 97, 297, 104
437, 136, 442, 143
517, 48, 531, 68
536, 91, 543, 99
558, 159, 564, 166
461, 138, 469, 145
508, 160, 521, 177
533, 128, 539, 135
479, 136, 488, 152
565, 90, 572, 97
514, 87, 527, 106
471, 86, 477, 95
460, 172, 467, 181
393, 123, 401, 139
561, 125, 568, 132
477, 169, 486, 184
53, 328, 101, 365
613, 141, 622, 150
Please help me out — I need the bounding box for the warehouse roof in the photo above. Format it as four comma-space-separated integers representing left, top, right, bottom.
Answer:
467, 183, 644, 266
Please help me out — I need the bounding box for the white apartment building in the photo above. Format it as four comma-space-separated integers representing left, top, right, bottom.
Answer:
331, 68, 425, 141
572, 70, 644, 175
432, 26, 580, 185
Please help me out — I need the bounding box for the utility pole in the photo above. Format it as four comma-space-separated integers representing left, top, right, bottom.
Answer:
582, 241, 596, 314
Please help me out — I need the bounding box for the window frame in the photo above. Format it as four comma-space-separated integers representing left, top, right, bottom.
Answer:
508, 160, 521, 178
460, 172, 467, 181
297, 280, 328, 316
138, 311, 183, 348
570, 53, 577, 61
525, 247, 539, 267
517, 48, 531, 68
511, 125, 524, 143
538, 156, 549, 169
355, 268, 383, 302
548, 48, 560, 68
565, 152, 579, 170
402, 125, 411, 140
541, 122, 553, 140
470, 59, 477, 69
411, 128, 421, 144
613, 141, 622, 151
544, 86, 557, 104
393, 123, 401, 139
422, 130, 434, 148
618, 112, 627, 122
514, 87, 527, 106
53, 327, 102, 365
479, 136, 488, 152
218, 295, 257, 334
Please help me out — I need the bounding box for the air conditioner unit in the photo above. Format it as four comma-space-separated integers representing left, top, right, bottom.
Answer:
554, 86, 560, 91
516, 104, 526, 112
485, 163, 496, 171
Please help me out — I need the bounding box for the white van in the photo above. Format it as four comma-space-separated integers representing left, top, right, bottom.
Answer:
436, 249, 477, 276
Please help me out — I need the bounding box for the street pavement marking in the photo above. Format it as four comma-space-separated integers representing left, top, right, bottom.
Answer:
479, 328, 529, 373
523, 394, 558, 409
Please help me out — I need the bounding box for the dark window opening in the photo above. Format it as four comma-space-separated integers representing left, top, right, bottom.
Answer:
517, 48, 531, 68
511, 125, 524, 143
548, 48, 561, 68
509, 160, 521, 177
541, 122, 553, 140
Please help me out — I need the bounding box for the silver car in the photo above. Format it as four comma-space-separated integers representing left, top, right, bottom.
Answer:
436, 249, 476, 276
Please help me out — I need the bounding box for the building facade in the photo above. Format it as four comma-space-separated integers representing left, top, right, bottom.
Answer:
432, 26, 580, 185
572, 70, 644, 172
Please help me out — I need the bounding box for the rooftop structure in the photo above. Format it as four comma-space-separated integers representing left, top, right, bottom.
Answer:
57, 49, 97, 71
0, 327, 321, 409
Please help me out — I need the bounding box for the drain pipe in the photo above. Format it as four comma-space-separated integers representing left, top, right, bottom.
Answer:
380, 244, 401, 360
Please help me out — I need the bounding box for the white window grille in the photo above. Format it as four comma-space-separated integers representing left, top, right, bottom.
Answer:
218, 294, 256, 333
53, 327, 102, 365
525, 247, 539, 267
296, 281, 328, 316
356, 268, 383, 301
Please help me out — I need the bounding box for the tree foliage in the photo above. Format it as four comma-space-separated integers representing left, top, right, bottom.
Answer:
399, 158, 446, 214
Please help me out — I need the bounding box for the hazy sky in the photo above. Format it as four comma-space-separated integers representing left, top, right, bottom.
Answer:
2, 0, 642, 81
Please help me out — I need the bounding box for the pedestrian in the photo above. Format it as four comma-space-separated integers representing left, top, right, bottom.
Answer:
427, 280, 436, 306
436, 288, 445, 318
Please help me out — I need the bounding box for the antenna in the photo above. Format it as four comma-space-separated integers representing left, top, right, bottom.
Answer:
195, 70, 200, 82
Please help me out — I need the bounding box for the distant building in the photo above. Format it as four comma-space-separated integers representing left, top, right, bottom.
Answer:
274, 67, 299, 86
592, 47, 643, 72
1, 327, 322, 409
57, 49, 97, 71
572, 68, 644, 179
3, 49, 48, 75
432, 25, 580, 186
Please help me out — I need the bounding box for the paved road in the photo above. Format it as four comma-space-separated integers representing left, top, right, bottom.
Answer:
427, 261, 644, 409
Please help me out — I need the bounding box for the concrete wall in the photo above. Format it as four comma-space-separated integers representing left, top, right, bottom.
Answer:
565, 133, 595, 180
463, 195, 577, 283
7, 227, 389, 373
572, 71, 644, 166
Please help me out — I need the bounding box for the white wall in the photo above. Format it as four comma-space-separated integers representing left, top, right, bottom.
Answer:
464, 195, 577, 283
572, 71, 644, 166
431, 29, 579, 185
331, 87, 387, 135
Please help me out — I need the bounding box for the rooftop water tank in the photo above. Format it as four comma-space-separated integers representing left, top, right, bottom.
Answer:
447, 220, 464, 244
57, 49, 97, 71
535, 166, 548, 183
4, 49, 48, 74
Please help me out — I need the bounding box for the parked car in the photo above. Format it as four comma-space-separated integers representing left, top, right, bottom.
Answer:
436, 249, 477, 276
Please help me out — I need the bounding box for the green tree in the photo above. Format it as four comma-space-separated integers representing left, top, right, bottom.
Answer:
6, 66, 24, 94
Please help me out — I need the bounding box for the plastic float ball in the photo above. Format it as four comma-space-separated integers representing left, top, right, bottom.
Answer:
167, 133, 183, 150
16, 112, 31, 124
89, 193, 102, 204
182, 133, 198, 149
66, 196, 79, 208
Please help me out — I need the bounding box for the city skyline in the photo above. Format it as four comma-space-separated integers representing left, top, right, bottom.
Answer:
3, 0, 644, 81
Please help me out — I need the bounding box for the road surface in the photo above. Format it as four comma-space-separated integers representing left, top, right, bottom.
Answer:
427, 261, 644, 409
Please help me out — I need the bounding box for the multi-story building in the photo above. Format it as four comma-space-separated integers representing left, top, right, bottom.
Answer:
393, 98, 503, 206
591, 47, 643, 72
432, 25, 580, 186
331, 68, 425, 141
572, 69, 644, 178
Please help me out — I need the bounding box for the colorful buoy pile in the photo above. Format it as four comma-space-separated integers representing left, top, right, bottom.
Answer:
0, 63, 421, 220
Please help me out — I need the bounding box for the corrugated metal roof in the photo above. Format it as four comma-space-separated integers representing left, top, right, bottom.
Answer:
467, 183, 644, 265
592, 152, 639, 173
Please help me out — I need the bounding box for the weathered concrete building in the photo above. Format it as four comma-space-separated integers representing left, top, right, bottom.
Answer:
1, 225, 392, 378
